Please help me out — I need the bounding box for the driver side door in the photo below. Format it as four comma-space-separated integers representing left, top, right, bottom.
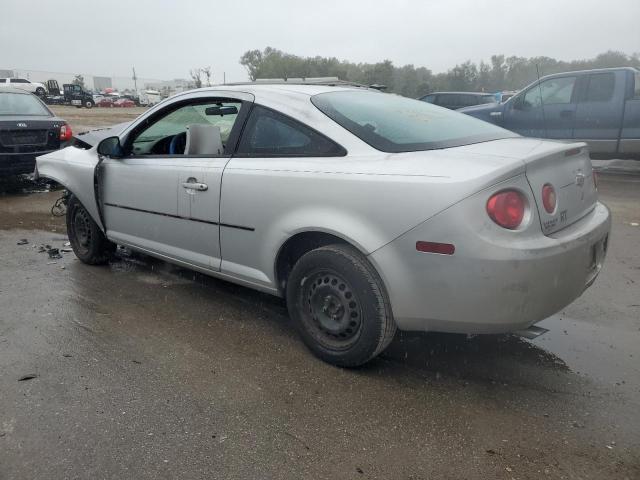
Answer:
100, 93, 252, 271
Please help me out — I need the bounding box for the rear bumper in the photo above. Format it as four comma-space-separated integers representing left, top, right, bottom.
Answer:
370, 202, 611, 334
0, 151, 55, 176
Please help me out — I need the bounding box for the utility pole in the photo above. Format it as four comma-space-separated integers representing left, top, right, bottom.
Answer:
132, 66, 138, 93
223, 72, 226, 85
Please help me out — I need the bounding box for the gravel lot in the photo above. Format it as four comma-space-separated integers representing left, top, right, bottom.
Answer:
49, 105, 148, 134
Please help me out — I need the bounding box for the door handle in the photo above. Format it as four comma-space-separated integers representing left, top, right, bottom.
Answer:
182, 181, 208, 191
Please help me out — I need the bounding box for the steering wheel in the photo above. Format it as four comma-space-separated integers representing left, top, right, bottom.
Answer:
169, 132, 187, 155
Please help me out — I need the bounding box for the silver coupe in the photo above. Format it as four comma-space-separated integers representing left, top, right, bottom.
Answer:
35, 84, 611, 366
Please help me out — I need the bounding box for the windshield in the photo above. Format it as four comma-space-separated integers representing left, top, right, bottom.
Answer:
311, 90, 516, 153
0, 92, 50, 116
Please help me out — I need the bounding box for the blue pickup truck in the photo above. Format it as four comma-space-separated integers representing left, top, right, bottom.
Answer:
459, 67, 640, 158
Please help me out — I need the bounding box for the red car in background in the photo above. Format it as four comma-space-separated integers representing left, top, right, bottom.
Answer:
113, 98, 135, 108
96, 97, 115, 108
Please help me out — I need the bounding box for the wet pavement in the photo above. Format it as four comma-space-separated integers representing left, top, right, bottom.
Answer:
0, 175, 638, 479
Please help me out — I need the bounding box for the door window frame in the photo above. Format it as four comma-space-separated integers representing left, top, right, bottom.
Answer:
122, 96, 252, 159
514, 75, 579, 110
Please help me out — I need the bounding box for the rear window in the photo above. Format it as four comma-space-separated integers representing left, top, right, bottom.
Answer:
584, 73, 615, 102
0, 92, 50, 116
311, 90, 516, 153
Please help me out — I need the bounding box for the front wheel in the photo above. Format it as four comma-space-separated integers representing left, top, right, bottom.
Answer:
286, 244, 396, 367
66, 195, 115, 264
35, 87, 45, 96
85, 100, 94, 108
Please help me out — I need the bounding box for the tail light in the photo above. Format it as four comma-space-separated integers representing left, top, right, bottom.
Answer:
60, 123, 72, 142
486, 190, 525, 229
541, 183, 556, 214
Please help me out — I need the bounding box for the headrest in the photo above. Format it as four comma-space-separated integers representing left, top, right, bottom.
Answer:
185, 124, 223, 156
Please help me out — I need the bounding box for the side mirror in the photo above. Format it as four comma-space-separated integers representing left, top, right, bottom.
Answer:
97, 136, 124, 158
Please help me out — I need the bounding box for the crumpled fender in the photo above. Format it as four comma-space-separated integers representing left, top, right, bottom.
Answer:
35, 146, 104, 231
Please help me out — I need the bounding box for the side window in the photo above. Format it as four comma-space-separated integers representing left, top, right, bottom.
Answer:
129, 100, 243, 156
11, 78, 29, 84
421, 94, 436, 103
634, 72, 640, 99
583, 73, 615, 102
461, 95, 479, 107
434, 95, 450, 107
523, 76, 576, 107
236, 105, 345, 157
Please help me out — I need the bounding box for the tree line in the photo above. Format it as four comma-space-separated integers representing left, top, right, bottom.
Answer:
240, 47, 640, 98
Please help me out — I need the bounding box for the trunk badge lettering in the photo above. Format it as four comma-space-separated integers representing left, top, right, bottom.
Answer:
16, 122, 27, 127
575, 173, 585, 186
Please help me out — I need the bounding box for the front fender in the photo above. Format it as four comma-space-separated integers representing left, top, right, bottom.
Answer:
36, 146, 103, 231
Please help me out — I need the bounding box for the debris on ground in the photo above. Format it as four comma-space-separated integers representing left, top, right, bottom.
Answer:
61, 247, 73, 253
16, 239, 28, 245
51, 193, 68, 217
18, 374, 38, 381
48, 248, 62, 259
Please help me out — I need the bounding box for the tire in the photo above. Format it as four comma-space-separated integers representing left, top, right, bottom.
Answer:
66, 195, 115, 265
35, 87, 45, 96
85, 100, 94, 109
286, 244, 396, 367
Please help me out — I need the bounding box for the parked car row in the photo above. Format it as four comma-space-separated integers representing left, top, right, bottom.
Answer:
95, 97, 136, 108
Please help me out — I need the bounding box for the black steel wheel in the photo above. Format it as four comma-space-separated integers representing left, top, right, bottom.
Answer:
35, 87, 45, 96
66, 195, 115, 265
287, 244, 396, 367
304, 270, 364, 350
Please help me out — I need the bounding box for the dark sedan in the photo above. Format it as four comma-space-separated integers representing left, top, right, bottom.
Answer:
419, 91, 497, 110
0, 88, 71, 176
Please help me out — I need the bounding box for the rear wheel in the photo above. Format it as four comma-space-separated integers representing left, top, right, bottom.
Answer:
66, 195, 115, 264
286, 244, 396, 367
84, 100, 94, 108
35, 87, 45, 96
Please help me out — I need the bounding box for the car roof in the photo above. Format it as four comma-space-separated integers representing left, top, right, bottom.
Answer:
540, 66, 639, 80
426, 91, 495, 96
176, 83, 377, 99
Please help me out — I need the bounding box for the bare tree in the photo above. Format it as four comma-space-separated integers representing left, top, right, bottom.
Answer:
72, 74, 85, 89
189, 68, 203, 88
202, 66, 212, 87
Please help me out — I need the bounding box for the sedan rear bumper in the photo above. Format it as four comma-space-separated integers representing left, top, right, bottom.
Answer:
0, 151, 56, 176
369, 202, 611, 334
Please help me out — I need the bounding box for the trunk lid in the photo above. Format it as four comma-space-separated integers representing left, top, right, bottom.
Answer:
456, 138, 598, 235
0, 118, 62, 154
524, 144, 597, 235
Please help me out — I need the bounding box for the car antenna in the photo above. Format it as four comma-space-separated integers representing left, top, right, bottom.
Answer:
536, 64, 548, 138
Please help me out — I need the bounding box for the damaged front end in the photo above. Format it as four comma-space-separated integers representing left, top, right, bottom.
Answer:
35, 145, 104, 231
34, 122, 130, 231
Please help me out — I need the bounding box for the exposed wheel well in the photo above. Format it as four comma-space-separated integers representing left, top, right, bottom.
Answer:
275, 231, 350, 295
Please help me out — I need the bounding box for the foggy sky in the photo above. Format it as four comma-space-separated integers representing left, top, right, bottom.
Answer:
2, 0, 638, 83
